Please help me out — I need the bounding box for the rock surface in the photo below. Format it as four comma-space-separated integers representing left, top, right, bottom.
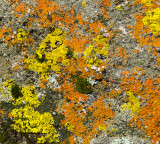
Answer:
1, 0, 159, 143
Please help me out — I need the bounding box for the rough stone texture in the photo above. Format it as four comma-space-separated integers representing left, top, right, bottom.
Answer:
1, 0, 159, 143
91, 135, 151, 144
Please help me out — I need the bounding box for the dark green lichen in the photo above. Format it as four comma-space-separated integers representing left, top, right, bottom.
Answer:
0, 129, 7, 143
10, 83, 23, 99
74, 75, 92, 94
34, 51, 46, 63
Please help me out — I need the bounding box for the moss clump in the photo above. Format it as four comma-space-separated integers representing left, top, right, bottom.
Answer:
74, 75, 92, 94
34, 51, 46, 63
0, 118, 18, 143
0, 129, 7, 142
10, 83, 23, 99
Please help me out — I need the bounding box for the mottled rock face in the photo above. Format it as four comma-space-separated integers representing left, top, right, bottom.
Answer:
0, 56, 11, 77
91, 135, 151, 144
93, 81, 108, 96
1, 0, 159, 143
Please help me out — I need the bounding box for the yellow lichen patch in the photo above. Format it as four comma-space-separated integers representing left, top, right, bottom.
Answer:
116, 5, 123, 11
98, 124, 107, 131
121, 91, 141, 115
141, 0, 153, 6
2, 79, 14, 90
17, 29, 27, 43
112, 128, 118, 132
65, 122, 74, 131
142, 8, 160, 36
12, 85, 41, 107
10, 105, 59, 143
81, 0, 87, 7
26, 27, 70, 80
0, 79, 14, 99
82, 35, 109, 68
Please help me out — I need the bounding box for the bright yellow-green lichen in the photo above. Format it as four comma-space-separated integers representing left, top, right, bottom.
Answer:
26, 27, 69, 80
12, 85, 41, 107
141, 0, 153, 6
10, 85, 59, 143
10, 105, 59, 143
64, 122, 74, 131
98, 124, 106, 131
116, 5, 123, 11
142, 8, 160, 36
0, 79, 14, 98
81, 0, 87, 7
121, 91, 141, 115
83, 35, 109, 68
17, 29, 27, 43
112, 128, 118, 132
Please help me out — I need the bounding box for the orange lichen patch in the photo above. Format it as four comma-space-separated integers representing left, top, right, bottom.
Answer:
128, 3, 160, 49
0, 26, 13, 40
111, 47, 129, 64
11, 35, 19, 46
57, 81, 115, 143
101, 7, 111, 21
108, 90, 119, 98
33, 0, 65, 29
23, 64, 28, 69
98, 0, 111, 22
10, 1, 29, 19
42, 79, 48, 84
67, 35, 91, 53
89, 20, 107, 35
102, 80, 107, 85
122, 76, 143, 94
66, 34, 94, 54
5, 35, 12, 42
157, 57, 160, 66
0, 26, 6, 39
116, 34, 121, 40
130, 78, 160, 144
152, 50, 158, 56
56, 82, 88, 126
120, 65, 160, 143
55, 51, 115, 143
8, 113, 13, 118
15, 2, 27, 13
13, 64, 19, 70
98, 0, 111, 7
40, 82, 46, 89
118, 89, 122, 94
123, 49, 129, 59
87, 95, 116, 130
40, 79, 48, 89
77, 14, 85, 26
121, 71, 129, 75
4, 35, 12, 45
0, 109, 4, 118
118, 47, 124, 57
